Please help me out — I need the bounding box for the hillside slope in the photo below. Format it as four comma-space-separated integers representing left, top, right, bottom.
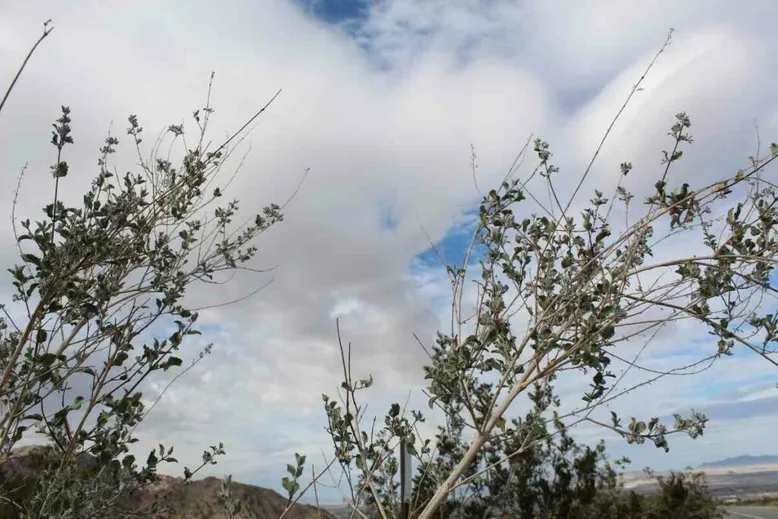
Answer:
0, 445, 334, 519
137, 475, 335, 519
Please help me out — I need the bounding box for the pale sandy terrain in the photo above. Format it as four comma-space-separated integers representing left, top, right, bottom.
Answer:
622, 462, 778, 498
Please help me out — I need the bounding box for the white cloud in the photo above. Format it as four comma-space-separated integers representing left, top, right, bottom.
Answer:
1, 0, 777, 505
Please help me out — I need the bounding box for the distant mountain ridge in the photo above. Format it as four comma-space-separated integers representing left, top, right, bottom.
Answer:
699, 455, 778, 468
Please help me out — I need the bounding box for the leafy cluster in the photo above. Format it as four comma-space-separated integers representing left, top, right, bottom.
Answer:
0, 82, 282, 516
360, 381, 724, 519
319, 331, 429, 518
319, 108, 778, 518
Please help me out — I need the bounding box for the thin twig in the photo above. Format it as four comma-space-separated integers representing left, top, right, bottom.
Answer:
0, 20, 54, 118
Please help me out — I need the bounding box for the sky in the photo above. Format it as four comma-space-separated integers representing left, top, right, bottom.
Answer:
1, 0, 778, 506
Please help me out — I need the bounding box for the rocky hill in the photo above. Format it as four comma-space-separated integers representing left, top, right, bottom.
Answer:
0, 445, 335, 519
134, 474, 336, 519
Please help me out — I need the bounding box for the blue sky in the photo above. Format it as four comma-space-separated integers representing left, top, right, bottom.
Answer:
297, 0, 369, 24
413, 207, 483, 268
2, 0, 778, 508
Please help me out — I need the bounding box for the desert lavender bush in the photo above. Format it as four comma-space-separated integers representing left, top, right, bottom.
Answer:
0, 21, 288, 518
299, 31, 778, 519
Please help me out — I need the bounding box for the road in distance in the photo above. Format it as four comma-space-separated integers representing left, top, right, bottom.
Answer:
727, 507, 778, 518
